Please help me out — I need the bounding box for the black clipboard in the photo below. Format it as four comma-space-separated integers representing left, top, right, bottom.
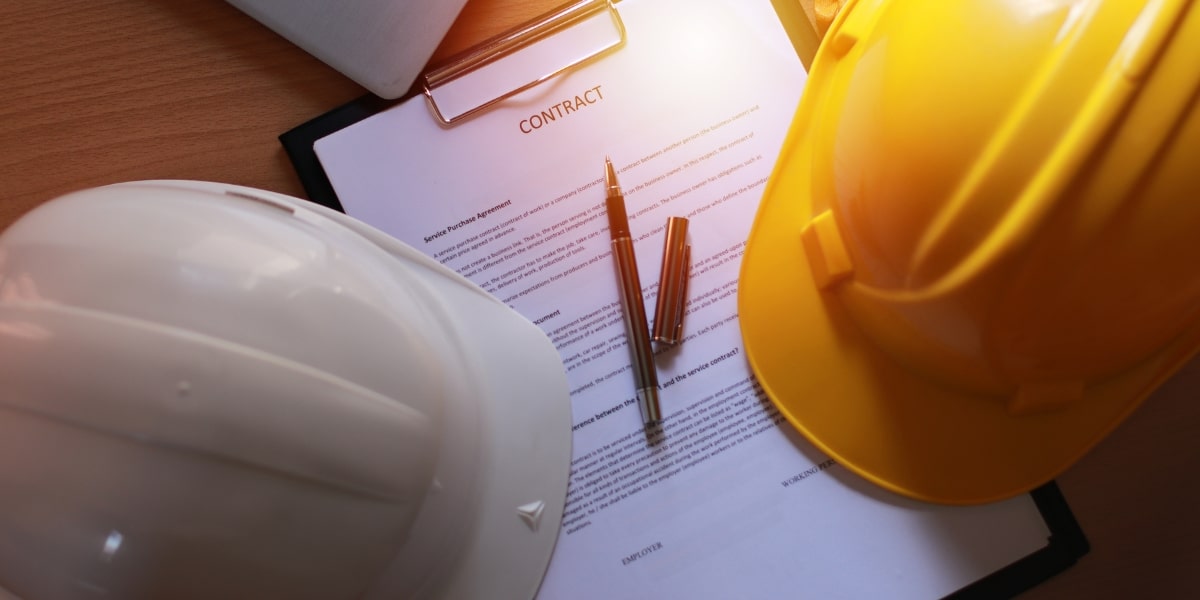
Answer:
277, 1, 1089, 597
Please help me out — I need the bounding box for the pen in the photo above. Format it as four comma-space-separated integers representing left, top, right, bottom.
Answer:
604, 157, 663, 426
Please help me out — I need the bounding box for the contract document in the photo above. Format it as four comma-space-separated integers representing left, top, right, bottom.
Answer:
305, 0, 1080, 597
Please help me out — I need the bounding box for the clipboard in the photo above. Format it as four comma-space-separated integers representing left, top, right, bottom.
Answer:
278, 1, 1089, 597
280, 0, 818, 213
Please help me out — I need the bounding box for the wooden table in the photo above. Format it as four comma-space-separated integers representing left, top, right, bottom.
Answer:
2, 1, 1197, 597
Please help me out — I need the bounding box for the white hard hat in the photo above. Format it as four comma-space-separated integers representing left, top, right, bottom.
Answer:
0, 181, 572, 599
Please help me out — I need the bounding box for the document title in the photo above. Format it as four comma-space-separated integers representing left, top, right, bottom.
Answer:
519, 84, 605, 134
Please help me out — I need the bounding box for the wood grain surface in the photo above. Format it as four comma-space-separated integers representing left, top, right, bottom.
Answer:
1, 1, 1197, 597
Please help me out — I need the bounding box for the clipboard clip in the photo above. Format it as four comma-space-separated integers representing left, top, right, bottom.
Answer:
422, 0, 626, 126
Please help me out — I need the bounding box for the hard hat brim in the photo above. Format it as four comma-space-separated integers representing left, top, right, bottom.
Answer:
738, 116, 1200, 505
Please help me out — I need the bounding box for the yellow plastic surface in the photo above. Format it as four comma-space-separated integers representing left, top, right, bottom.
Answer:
739, 0, 1200, 504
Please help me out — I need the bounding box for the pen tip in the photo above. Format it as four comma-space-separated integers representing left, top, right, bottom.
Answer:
605, 157, 618, 189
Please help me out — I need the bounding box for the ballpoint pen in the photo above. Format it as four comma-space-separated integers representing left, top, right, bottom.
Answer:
604, 157, 663, 426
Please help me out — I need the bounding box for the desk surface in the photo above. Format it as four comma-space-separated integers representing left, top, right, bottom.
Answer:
2, 1, 1198, 597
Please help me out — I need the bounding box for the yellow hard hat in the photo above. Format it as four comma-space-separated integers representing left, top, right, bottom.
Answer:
739, 0, 1200, 504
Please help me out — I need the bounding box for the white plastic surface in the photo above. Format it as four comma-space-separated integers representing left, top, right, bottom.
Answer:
0, 181, 571, 599
225, 0, 468, 98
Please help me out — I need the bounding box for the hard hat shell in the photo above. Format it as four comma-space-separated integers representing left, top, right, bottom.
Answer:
739, 0, 1200, 504
0, 181, 571, 598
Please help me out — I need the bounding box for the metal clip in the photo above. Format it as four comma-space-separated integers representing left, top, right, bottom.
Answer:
422, 0, 626, 126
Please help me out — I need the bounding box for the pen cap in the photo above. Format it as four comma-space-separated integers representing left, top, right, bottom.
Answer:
653, 216, 690, 345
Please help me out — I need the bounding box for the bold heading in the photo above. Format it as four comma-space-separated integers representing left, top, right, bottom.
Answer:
423, 199, 514, 244
519, 85, 604, 134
